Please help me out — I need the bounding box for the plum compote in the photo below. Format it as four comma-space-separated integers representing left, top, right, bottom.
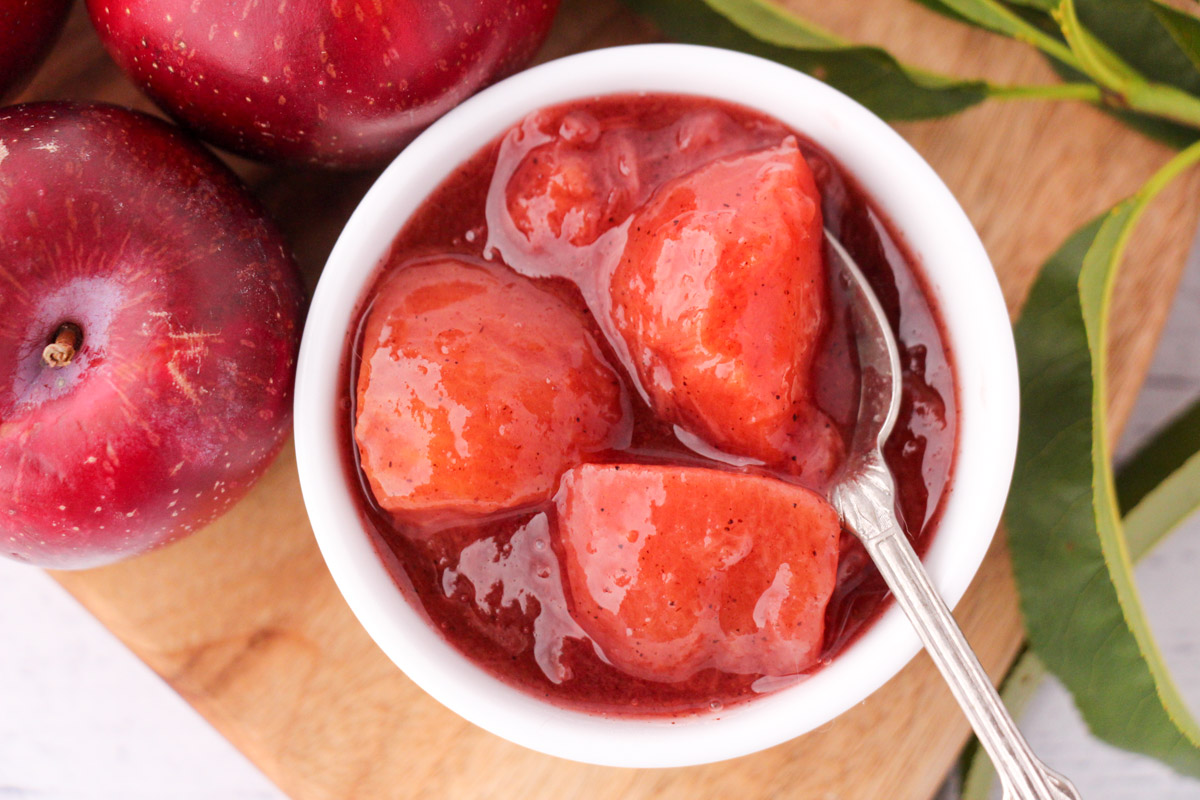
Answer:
342, 94, 957, 716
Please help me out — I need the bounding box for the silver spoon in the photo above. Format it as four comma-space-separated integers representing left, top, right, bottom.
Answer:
825, 228, 1081, 800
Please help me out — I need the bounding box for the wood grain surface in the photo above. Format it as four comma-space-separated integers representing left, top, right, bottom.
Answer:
22, 1, 1200, 798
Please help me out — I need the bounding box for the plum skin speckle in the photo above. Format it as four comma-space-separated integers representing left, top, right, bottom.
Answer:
0, 102, 305, 570
83, 0, 562, 168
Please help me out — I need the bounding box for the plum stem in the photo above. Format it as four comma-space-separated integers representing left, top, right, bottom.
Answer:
43, 322, 82, 368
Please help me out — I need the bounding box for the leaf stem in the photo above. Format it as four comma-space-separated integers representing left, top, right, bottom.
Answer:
1055, 0, 1134, 87
42, 322, 82, 368
987, 81, 1103, 102
1122, 84, 1200, 132
1063, 131, 1200, 773
1129, 136, 1200, 225
921, 0, 1083, 70
1012, 26, 1081, 71
1088, 139, 1200, 367
1055, 0, 1200, 131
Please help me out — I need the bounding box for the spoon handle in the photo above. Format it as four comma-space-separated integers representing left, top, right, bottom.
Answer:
835, 461, 1081, 800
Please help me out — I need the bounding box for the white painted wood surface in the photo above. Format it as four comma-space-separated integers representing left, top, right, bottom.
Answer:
0, 564, 285, 799
3, 237, 1199, 800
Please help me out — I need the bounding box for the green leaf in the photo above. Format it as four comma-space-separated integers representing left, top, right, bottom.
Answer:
994, 0, 1200, 145
999, 0, 1061, 29
1055, 0, 1200, 131
964, 394, 1200, 798
966, 392, 1200, 797
993, 0, 1200, 145
913, 0, 1062, 35
906, 0, 977, 26
1119, 397, 1200, 558
1150, 2, 1200, 74
1047, 62, 1200, 148
623, 0, 993, 119
1073, 0, 1200, 96
904, 0, 1080, 66
626, 0, 1104, 116
1007, 140, 1200, 777
1017, 0, 1200, 147
1117, 396, 1200, 514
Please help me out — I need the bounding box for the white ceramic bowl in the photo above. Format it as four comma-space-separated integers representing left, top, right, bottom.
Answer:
294, 43, 1017, 769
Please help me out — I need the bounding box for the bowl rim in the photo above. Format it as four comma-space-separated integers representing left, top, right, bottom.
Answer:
294, 42, 1019, 769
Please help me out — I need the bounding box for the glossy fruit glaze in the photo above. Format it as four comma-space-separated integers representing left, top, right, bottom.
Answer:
341, 94, 957, 716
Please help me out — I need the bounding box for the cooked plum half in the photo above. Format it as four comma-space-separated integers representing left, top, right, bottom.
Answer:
505, 112, 641, 251
556, 463, 841, 682
607, 139, 842, 481
355, 258, 629, 529
491, 107, 764, 279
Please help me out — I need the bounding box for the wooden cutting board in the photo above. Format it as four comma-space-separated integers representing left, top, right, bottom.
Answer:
21, 1, 1200, 798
